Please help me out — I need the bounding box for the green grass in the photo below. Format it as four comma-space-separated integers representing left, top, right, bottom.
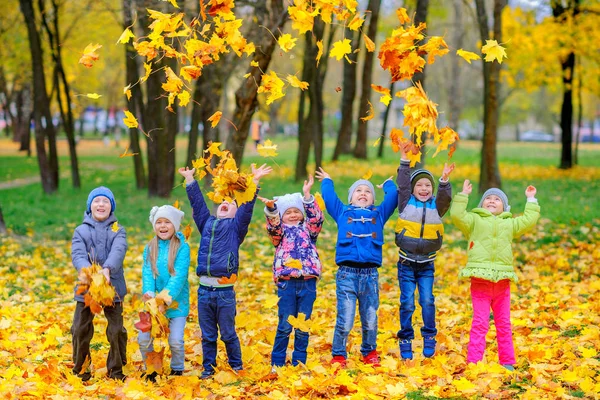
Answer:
1, 137, 599, 240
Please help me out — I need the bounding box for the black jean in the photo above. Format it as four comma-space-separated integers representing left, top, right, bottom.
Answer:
71, 301, 128, 377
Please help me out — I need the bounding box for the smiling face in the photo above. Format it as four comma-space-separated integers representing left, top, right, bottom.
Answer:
282, 207, 303, 225
482, 195, 504, 215
217, 200, 238, 219
350, 185, 374, 207
413, 178, 433, 202
90, 196, 112, 222
154, 217, 175, 240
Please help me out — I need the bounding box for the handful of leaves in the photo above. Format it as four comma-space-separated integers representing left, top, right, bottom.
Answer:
191, 142, 257, 205
76, 263, 116, 314
143, 290, 179, 339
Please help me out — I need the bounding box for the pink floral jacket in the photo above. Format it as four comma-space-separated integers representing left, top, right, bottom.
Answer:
264, 196, 323, 282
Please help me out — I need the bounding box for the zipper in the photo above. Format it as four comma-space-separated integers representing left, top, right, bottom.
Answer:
419, 202, 427, 238
207, 219, 219, 277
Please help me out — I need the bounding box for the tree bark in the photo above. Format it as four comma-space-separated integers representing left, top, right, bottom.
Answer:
0, 204, 7, 235
19, 0, 59, 194
412, 0, 429, 169
123, 0, 146, 189
226, 0, 286, 167
378, 81, 394, 158
475, 0, 505, 192
354, 0, 382, 159
332, 27, 360, 161
448, 0, 464, 131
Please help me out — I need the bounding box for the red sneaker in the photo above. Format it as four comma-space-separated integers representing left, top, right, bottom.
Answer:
330, 355, 347, 368
362, 350, 381, 367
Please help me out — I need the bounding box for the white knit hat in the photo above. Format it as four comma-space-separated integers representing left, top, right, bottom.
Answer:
275, 193, 305, 218
348, 179, 376, 203
149, 205, 185, 232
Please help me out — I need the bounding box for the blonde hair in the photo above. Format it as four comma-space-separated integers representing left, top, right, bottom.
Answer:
147, 234, 181, 278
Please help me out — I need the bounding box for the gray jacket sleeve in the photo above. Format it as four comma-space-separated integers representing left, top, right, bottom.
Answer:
103, 226, 128, 273
72, 228, 91, 272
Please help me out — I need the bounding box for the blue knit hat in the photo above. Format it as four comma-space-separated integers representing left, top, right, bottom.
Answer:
86, 186, 116, 213
348, 179, 376, 203
478, 188, 510, 212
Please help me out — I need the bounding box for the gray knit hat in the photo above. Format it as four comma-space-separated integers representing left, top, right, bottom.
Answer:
410, 169, 435, 192
348, 179, 376, 203
478, 188, 510, 212
275, 193, 305, 218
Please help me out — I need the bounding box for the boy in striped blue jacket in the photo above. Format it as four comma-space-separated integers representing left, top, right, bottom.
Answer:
395, 143, 454, 360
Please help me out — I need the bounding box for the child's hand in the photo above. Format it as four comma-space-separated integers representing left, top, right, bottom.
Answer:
525, 185, 537, 198
399, 141, 412, 159
462, 179, 472, 195
441, 162, 455, 181
142, 293, 153, 302
252, 163, 272, 184
178, 167, 196, 184
258, 196, 276, 209
315, 167, 330, 181
303, 175, 314, 200
376, 176, 393, 189
102, 268, 110, 282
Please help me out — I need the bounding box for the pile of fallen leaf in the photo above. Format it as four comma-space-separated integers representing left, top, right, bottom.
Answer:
0, 185, 599, 398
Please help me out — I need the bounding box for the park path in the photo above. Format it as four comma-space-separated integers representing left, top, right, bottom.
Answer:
0, 176, 41, 190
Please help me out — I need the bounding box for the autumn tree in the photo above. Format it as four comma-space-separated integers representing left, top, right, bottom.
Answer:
474, 0, 505, 192
19, 0, 59, 194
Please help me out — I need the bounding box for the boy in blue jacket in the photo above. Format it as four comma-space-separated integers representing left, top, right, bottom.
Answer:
179, 164, 271, 379
315, 167, 398, 367
71, 186, 128, 381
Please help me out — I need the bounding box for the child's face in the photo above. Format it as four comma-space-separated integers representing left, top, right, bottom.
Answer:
482, 195, 504, 215
90, 196, 112, 221
350, 184, 374, 207
282, 207, 303, 225
413, 178, 433, 201
154, 217, 175, 240
217, 200, 238, 219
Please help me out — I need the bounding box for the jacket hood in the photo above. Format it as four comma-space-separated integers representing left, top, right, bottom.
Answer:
82, 211, 118, 226
472, 208, 512, 218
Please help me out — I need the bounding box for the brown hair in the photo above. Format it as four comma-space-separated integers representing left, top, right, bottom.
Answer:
147, 234, 181, 278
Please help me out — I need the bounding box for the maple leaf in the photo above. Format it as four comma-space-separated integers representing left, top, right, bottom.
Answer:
456, 49, 481, 64
316, 40, 323, 67
123, 85, 132, 101
362, 170, 373, 180
217, 274, 238, 284
145, 348, 165, 374
117, 28, 135, 44
207, 111, 222, 128
172, 199, 181, 210
371, 84, 392, 106
257, 71, 285, 105
481, 39, 507, 63
432, 127, 460, 157
204, 141, 223, 156
286, 259, 303, 270
360, 100, 374, 122
162, 67, 183, 94
348, 14, 364, 31
180, 65, 203, 82
277, 34, 297, 53
452, 377, 476, 392
363, 34, 375, 52
182, 223, 192, 240
420, 36, 449, 64
288, 312, 313, 332
396, 7, 411, 24
330, 39, 352, 61
288, 1, 316, 34
85, 93, 102, 99
78, 44, 102, 68
314, 192, 325, 211
257, 139, 278, 157
286, 75, 309, 91
123, 110, 138, 129
178, 90, 190, 107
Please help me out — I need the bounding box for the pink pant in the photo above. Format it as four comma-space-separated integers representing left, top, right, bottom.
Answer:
467, 278, 515, 365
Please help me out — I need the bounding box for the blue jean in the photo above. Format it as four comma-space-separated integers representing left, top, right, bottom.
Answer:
271, 278, 317, 366
397, 260, 437, 340
332, 267, 379, 358
138, 316, 186, 371
197, 286, 242, 374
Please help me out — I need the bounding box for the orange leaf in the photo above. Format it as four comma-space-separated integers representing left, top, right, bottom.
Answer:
146, 348, 165, 374
217, 274, 238, 284
119, 146, 138, 158
78, 44, 102, 68
182, 224, 192, 240
207, 111, 222, 128
360, 101, 374, 122
363, 34, 375, 52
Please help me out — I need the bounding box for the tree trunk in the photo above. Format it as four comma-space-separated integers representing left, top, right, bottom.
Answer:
0, 204, 7, 235
412, 0, 430, 169
553, 0, 579, 169
354, 0, 382, 159
448, 0, 464, 131
226, 0, 286, 167
19, 0, 59, 194
574, 56, 582, 166
378, 81, 395, 158
332, 27, 360, 161
475, 0, 505, 192
123, 0, 146, 189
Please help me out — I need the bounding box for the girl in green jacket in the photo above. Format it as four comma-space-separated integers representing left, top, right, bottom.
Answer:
450, 180, 540, 371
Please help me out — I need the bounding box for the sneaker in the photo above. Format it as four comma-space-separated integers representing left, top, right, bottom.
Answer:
108, 372, 127, 381
423, 337, 436, 358
362, 350, 381, 367
76, 371, 92, 382
330, 355, 347, 368
200, 370, 214, 380
400, 340, 413, 360
142, 371, 158, 382
170, 370, 184, 376
502, 364, 515, 371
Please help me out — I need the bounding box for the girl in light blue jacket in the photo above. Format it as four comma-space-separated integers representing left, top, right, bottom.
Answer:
138, 205, 190, 380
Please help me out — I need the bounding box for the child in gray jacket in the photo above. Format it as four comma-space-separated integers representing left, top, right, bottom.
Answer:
71, 186, 128, 381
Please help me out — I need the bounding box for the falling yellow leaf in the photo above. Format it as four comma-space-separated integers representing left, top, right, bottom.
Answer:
117, 28, 135, 44
362, 170, 373, 180
316, 40, 323, 67
123, 85, 132, 101
123, 110, 138, 129
85, 93, 102, 99
204, 141, 223, 156
481, 39, 507, 63
119, 146, 138, 158
456, 49, 481, 64
277, 33, 297, 52
178, 90, 190, 107
141, 62, 152, 83
396, 7, 410, 24
363, 34, 375, 52
329, 39, 352, 61
257, 139, 278, 157
360, 100, 374, 122
172, 200, 181, 210
182, 223, 192, 240
207, 111, 222, 128
286, 75, 309, 90
373, 137, 382, 147
78, 43, 102, 68
348, 14, 364, 31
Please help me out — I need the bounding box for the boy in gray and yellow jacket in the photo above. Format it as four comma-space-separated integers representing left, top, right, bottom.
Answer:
395, 143, 454, 360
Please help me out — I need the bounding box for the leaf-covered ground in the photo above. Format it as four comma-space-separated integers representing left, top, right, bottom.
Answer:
1, 213, 599, 399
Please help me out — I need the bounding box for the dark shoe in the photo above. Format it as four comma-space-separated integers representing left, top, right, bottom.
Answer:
400, 340, 413, 360
108, 372, 127, 381
170, 370, 183, 376
423, 337, 436, 358
142, 371, 158, 382
200, 370, 214, 379
76, 371, 92, 382
362, 350, 381, 367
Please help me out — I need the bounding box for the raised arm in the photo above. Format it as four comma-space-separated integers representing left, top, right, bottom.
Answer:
379, 178, 399, 222
512, 185, 540, 237
260, 196, 283, 247
396, 142, 413, 211
316, 167, 344, 220
181, 167, 211, 233
436, 162, 455, 217
450, 180, 475, 237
